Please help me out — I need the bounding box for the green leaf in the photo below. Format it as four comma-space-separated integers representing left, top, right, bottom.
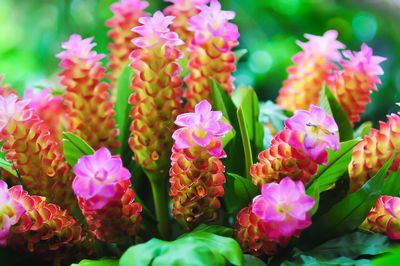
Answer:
300, 231, 392, 260
381, 168, 400, 196
0, 157, 17, 177
234, 49, 248, 63
243, 254, 267, 266
303, 154, 395, 243
62, 132, 95, 167
120, 231, 243, 266
71, 258, 118, 266
319, 85, 353, 141
115, 66, 133, 157
238, 88, 264, 159
237, 107, 253, 180
224, 173, 260, 214
210, 79, 245, 177
373, 245, 400, 265
307, 139, 360, 193
354, 121, 373, 138
192, 224, 234, 238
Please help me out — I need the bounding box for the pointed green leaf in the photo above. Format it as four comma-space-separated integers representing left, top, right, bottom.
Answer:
319, 86, 353, 141
354, 121, 373, 138
234, 49, 248, 63
72, 258, 118, 266
62, 132, 95, 167
237, 107, 253, 179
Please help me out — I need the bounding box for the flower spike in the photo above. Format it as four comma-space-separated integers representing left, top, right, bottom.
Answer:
58, 34, 119, 151
106, 0, 149, 88
277, 30, 345, 111
73, 147, 142, 242
169, 100, 232, 228
184, 0, 239, 110
0, 94, 76, 211
129, 11, 183, 174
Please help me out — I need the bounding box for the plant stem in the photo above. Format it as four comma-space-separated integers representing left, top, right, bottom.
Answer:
147, 171, 170, 239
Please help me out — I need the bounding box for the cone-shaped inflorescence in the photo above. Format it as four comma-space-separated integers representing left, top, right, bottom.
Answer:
328, 44, 386, 125
106, 0, 148, 87
24, 88, 66, 142
235, 177, 314, 256
251, 105, 339, 187
129, 11, 183, 174
361, 196, 400, 240
349, 113, 400, 191
276, 30, 345, 111
57, 34, 119, 151
0, 94, 76, 211
73, 147, 142, 243
0, 180, 83, 262
164, 0, 210, 52
184, 0, 239, 111
169, 100, 231, 228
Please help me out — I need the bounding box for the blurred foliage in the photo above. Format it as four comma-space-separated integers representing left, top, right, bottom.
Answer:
0, 0, 399, 124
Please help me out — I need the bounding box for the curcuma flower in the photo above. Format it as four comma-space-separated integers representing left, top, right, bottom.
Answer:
0, 94, 76, 211
184, 0, 239, 111
235, 177, 314, 256
129, 11, 183, 174
1, 180, 83, 260
164, 0, 210, 50
251, 105, 339, 187
0, 76, 14, 97
73, 147, 142, 242
349, 113, 400, 192
24, 88, 66, 141
57, 34, 119, 151
169, 100, 231, 228
328, 44, 386, 124
361, 196, 400, 240
276, 30, 345, 111
105, 0, 148, 88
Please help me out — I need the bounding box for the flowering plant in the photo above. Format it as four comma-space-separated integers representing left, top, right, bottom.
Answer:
1, 0, 400, 265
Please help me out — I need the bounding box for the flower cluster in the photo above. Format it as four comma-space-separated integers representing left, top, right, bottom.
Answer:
0, 180, 83, 262
169, 100, 231, 228
73, 147, 142, 242
251, 105, 339, 187
129, 11, 183, 174
184, 0, 239, 110
235, 177, 314, 256
349, 113, 400, 191
362, 196, 400, 240
106, 0, 148, 88
58, 34, 119, 150
0, 94, 75, 211
277, 31, 385, 125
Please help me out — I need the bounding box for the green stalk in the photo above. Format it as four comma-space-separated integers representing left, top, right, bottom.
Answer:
146, 171, 170, 239
237, 107, 253, 180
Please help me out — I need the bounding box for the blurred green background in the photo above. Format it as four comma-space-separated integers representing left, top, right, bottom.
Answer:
0, 0, 399, 124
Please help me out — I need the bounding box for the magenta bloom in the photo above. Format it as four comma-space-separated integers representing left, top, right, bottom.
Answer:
110, 0, 148, 17
0, 94, 32, 132
165, 0, 209, 11
252, 177, 314, 241
342, 43, 386, 85
295, 30, 345, 61
132, 11, 184, 49
73, 147, 131, 210
172, 100, 231, 157
188, 0, 239, 45
0, 180, 25, 246
285, 105, 339, 164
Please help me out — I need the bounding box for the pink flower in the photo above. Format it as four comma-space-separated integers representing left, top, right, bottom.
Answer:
110, 0, 148, 18
0, 180, 25, 246
0, 94, 32, 132
341, 43, 386, 86
295, 30, 345, 61
57, 34, 104, 68
188, 0, 239, 44
72, 147, 131, 210
165, 0, 209, 11
132, 11, 184, 49
172, 100, 231, 157
252, 177, 314, 241
285, 105, 339, 164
